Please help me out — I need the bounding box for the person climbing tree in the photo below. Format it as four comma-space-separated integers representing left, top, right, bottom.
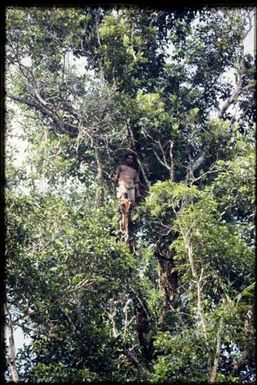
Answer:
112, 153, 142, 250
112, 153, 142, 204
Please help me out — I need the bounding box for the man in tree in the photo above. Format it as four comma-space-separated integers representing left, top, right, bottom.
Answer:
112, 153, 142, 204
112, 153, 142, 247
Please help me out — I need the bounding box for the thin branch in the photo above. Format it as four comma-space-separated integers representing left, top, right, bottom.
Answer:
217, 14, 254, 121
157, 140, 170, 169
192, 151, 206, 172
169, 140, 174, 181
7, 93, 78, 137
153, 150, 170, 170
123, 346, 145, 371
175, 218, 210, 354
191, 167, 223, 184
218, 79, 244, 119
125, 119, 137, 150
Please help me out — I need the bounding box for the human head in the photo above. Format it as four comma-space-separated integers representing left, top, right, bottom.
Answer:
124, 153, 134, 166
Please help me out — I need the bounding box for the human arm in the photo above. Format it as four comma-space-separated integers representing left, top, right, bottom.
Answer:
112, 165, 121, 185
135, 171, 142, 197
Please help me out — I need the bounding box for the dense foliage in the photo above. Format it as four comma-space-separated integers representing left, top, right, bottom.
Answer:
5, 5, 255, 383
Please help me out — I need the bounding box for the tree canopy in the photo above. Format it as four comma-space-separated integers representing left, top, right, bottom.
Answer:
5, 5, 255, 384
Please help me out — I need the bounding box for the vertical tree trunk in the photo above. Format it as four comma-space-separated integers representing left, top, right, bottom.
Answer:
181, 234, 212, 374
120, 196, 136, 253
125, 119, 136, 151
5, 305, 20, 383
94, 147, 104, 206
155, 247, 178, 325
169, 140, 174, 181
130, 289, 152, 361
125, 120, 151, 189
209, 327, 222, 383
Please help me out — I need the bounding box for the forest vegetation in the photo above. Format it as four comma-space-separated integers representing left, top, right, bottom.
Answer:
5, 5, 256, 383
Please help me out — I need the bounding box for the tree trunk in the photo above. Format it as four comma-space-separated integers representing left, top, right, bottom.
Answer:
155, 247, 178, 325
5, 305, 20, 383
209, 326, 222, 383
125, 119, 136, 151
130, 289, 152, 361
94, 147, 104, 206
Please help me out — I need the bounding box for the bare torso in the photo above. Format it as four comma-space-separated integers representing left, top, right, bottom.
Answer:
117, 164, 139, 189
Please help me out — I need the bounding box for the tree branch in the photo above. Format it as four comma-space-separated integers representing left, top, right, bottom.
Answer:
185, 151, 206, 183
209, 319, 223, 383
192, 151, 206, 172
4, 304, 20, 383
218, 78, 244, 119
7, 93, 79, 137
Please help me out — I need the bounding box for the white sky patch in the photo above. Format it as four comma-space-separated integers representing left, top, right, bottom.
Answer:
65, 50, 91, 77
20, 56, 32, 68
112, 8, 118, 17
19, 51, 92, 77
71, 55, 89, 76
244, 20, 254, 55
5, 326, 32, 352
6, 101, 30, 168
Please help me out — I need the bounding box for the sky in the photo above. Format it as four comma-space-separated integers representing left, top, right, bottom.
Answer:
244, 19, 255, 55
